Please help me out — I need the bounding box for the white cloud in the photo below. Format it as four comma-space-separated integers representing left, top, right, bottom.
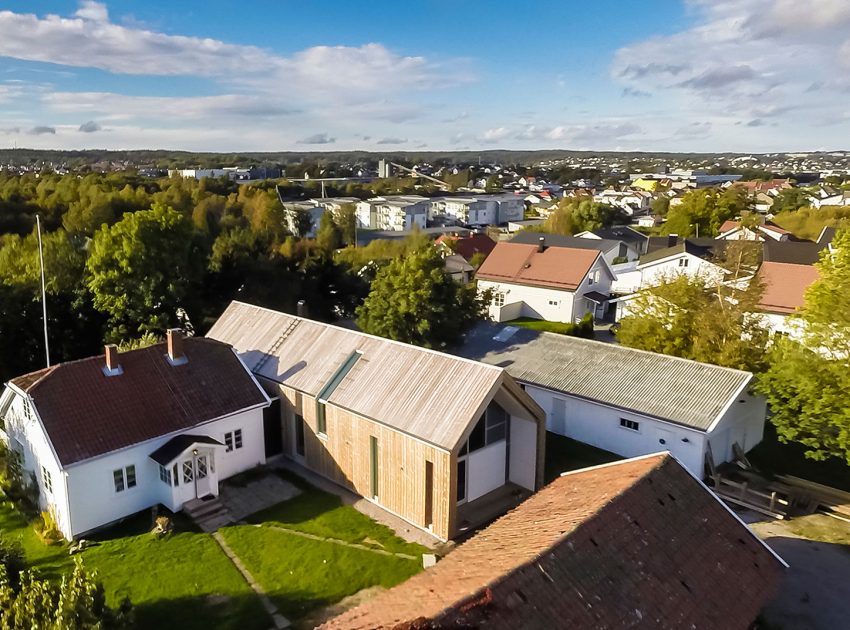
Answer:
74, 1, 108, 22
376, 137, 407, 144
478, 127, 510, 143
613, 0, 850, 126
78, 120, 101, 132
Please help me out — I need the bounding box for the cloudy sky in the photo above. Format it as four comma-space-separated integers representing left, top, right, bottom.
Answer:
1, 0, 849, 152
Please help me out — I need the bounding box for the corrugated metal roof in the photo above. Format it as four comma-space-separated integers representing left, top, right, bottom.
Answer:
456, 324, 752, 431
207, 302, 509, 450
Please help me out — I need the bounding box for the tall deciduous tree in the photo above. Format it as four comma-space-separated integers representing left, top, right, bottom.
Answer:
616, 242, 768, 373
356, 245, 487, 348
758, 230, 850, 462
86, 203, 196, 340
664, 187, 751, 237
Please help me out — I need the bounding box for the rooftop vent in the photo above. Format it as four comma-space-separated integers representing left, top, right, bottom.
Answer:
537, 236, 546, 253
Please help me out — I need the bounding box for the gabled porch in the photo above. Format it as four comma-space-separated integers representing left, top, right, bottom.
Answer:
148, 434, 227, 510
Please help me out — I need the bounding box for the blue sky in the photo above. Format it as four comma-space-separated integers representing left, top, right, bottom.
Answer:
1, 1, 849, 152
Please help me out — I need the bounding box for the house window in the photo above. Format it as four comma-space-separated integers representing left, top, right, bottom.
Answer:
295, 413, 306, 456
225, 429, 243, 452
678, 258, 689, 267
182, 461, 194, 483
113, 469, 125, 492
620, 418, 640, 432
548, 299, 559, 306
159, 465, 172, 486
113, 466, 136, 492
464, 401, 509, 454
42, 466, 52, 494
316, 402, 327, 436
493, 292, 505, 307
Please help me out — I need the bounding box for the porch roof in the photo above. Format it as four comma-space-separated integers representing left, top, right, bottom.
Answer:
149, 434, 225, 465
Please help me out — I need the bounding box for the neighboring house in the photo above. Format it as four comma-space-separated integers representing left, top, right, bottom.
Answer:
458, 324, 766, 475
592, 189, 652, 215
207, 301, 547, 541
810, 191, 850, 209
434, 232, 497, 262
322, 453, 785, 630
505, 219, 545, 232
355, 195, 429, 231
510, 231, 627, 265
476, 238, 615, 323
755, 261, 820, 338
636, 238, 731, 287
430, 194, 524, 226
0, 332, 271, 540
277, 194, 361, 237
762, 239, 827, 266
637, 213, 662, 228
444, 254, 475, 284
717, 220, 791, 242
576, 225, 649, 257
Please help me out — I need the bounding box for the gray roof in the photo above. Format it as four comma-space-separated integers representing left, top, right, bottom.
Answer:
763, 240, 826, 265
639, 238, 727, 266
592, 226, 649, 244
510, 231, 620, 252
455, 323, 752, 432
208, 302, 543, 450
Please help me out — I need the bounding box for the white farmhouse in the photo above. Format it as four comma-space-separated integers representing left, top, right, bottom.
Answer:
716, 220, 791, 242
459, 324, 767, 476
0, 331, 270, 540
476, 237, 614, 323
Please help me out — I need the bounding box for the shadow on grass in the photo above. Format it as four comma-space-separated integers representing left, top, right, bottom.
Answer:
544, 431, 622, 483
132, 592, 270, 630
748, 423, 850, 492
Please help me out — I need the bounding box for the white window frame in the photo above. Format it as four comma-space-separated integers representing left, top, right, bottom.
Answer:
678, 257, 689, 268
113, 465, 137, 493
42, 466, 52, 494
224, 429, 244, 452
619, 418, 640, 432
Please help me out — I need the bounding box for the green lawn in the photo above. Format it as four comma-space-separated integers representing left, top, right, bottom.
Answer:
246, 477, 428, 557
544, 432, 622, 482
1, 472, 428, 627
747, 423, 850, 492
0, 502, 267, 630
219, 525, 422, 620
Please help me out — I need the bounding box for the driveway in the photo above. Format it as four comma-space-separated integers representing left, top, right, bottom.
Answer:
746, 513, 850, 629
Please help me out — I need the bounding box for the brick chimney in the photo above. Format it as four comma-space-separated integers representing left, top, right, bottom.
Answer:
166, 329, 186, 365
103, 344, 122, 376
537, 236, 546, 253
297, 300, 309, 318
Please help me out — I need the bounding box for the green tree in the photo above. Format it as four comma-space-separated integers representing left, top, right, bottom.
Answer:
541, 198, 625, 235
86, 204, 196, 339
758, 230, 850, 462
616, 242, 768, 372
356, 245, 487, 348
0, 560, 132, 628
664, 187, 751, 237
316, 211, 342, 251
334, 203, 357, 246
770, 188, 812, 214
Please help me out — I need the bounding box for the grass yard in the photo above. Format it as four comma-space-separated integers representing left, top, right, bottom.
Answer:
219, 525, 422, 620
544, 432, 622, 482
1, 471, 429, 627
0, 502, 267, 630
248, 472, 428, 557
506, 317, 584, 335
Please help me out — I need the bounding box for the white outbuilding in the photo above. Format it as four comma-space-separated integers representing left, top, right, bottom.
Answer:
458, 324, 767, 476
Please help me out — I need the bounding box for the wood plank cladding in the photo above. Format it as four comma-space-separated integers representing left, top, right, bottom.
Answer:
276, 384, 454, 540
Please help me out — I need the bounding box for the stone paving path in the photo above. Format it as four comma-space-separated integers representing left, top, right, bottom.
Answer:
212, 531, 291, 630
218, 474, 301, 522
263, 524, 419, 560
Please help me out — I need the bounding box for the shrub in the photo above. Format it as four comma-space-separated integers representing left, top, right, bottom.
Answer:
34, 509, 64, 546
0, 536, 24, 590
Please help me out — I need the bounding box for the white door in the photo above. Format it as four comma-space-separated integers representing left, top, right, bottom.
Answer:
551, 398, 567, 435
194, 454, 211, 497
182, 454, 213, 499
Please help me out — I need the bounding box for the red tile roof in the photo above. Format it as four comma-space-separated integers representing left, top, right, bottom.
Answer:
9, 338, 267, 466
757, 261, 820, 314
322, 454, 784, 630
476, 241, 600, 290
434, 233, 497, 261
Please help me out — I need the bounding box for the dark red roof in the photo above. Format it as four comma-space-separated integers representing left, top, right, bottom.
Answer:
435, 233, 497, 262
322, 454, 784, 630
9, 338, 267, 466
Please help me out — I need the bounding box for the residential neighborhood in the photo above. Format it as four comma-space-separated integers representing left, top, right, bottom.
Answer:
2, 1, 850, 629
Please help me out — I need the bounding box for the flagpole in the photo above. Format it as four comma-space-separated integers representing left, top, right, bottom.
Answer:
36, 215, 50, 367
